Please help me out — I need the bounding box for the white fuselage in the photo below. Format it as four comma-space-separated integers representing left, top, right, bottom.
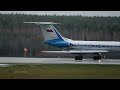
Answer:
68, 39, 120, 51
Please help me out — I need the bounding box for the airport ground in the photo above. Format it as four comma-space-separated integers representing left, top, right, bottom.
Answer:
0, 57, 120, 79
0, 64, 120, 79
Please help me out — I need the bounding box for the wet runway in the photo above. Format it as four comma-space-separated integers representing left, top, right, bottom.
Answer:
0, 57, 120, 65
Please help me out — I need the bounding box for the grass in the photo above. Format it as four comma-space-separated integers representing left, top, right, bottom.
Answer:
0, 64, 120, 79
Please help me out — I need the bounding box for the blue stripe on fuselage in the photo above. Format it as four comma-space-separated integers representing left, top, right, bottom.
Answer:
44, 39, 69, 48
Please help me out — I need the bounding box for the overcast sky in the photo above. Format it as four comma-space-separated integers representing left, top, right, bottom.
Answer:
0, 11, 120, 16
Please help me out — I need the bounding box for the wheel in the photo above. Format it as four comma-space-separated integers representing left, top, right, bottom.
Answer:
93, 56, 102, 60
78, 56, 83, 60
93, 56, 97, 60
75, 56, 83, 60
75, 56, 79, 60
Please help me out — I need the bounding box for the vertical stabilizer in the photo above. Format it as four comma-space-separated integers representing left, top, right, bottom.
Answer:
24, 22, 64, 41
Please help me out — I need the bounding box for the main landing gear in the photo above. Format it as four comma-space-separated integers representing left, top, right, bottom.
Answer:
74, 53, 105, 61
75, 56, 83, 60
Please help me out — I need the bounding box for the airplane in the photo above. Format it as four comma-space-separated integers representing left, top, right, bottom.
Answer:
24, 22, 120, 60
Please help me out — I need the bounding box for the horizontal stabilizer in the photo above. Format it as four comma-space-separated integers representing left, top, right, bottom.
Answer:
23, 22, 61, 25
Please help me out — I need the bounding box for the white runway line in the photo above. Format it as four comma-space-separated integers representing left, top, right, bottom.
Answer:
0, 64, 11, 67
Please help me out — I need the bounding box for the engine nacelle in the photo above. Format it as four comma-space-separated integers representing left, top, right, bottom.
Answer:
54, 41, 70, 48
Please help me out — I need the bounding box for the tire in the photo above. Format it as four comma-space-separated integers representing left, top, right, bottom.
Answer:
93, 56, 97, 60
78, 56, 83, 60
75, 56, 79, 60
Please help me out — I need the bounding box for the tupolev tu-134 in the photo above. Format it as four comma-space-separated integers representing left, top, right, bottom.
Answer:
24, 22, 120, 60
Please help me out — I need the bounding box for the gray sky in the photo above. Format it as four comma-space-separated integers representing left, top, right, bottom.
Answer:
0, 11, 120, 16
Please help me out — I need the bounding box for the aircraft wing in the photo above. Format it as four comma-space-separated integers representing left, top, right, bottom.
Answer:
41, 50, 109, 54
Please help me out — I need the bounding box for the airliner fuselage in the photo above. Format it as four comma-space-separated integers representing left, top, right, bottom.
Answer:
69, 40, 120, 51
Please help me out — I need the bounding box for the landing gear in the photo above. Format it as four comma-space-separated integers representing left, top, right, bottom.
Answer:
74, 53, 105, 61
93, 56, 101, 60
93, 53, 104, 60
75, 56, 83, 60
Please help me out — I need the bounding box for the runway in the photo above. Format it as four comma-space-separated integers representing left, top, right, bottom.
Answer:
0, 57, 120, 65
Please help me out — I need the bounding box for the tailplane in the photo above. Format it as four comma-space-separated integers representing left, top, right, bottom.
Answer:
24, 22, 70, 48
24, 22, 64, 41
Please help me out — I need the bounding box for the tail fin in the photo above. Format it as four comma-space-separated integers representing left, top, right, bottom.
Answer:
24, 22, 64, 41
24, 22, 72, 48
